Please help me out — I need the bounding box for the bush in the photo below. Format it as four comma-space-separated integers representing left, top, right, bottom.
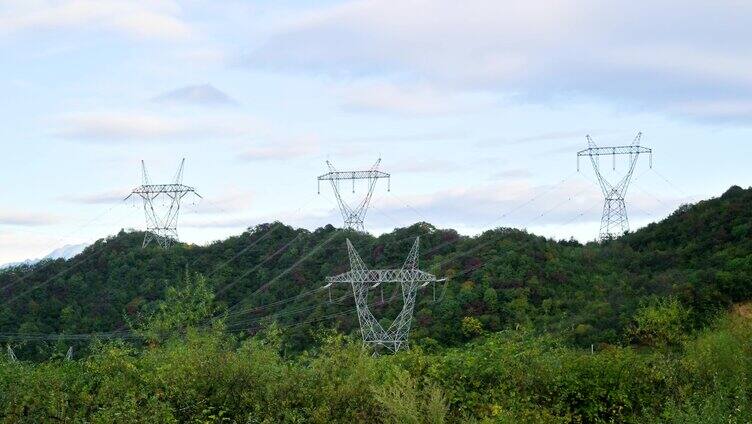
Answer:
628, 297, 690, 348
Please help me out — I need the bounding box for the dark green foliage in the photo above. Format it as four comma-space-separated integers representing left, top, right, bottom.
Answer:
0, 315, 750, 422
1, 186, 752, 421
1, 187, 752, 358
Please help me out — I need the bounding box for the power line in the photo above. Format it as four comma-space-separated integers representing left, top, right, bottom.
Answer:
1, 164, 593, 346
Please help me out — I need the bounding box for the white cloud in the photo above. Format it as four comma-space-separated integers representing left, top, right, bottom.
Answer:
56, 113, 192, 142
193, 188, 254, 214
391, 159, 458, 174
489, 169, 533, 181
512, 131, 593, 145
59, 189, 127, 204
180, 171, 689, 242
334, 130, 467, 144
238, 136, 320, 161
247, 0, 752, 123
54, 112, 258, 143
0, 232, 62, 264
0, 0, 192, 40
0, 211, 58, 226
668, 100, 752, 123
338, 81, 458, 115
153, 84, 238, 107
174, 47, 228, 67
366, 174, 689, 237
183, 216, 256, 229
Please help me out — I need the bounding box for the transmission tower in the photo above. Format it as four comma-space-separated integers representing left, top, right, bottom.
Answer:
325, 237, 444, 353
6, 345, 16, 362
317, 158, 390, 231
125, 159, 201, 248
577, 133, 652, 241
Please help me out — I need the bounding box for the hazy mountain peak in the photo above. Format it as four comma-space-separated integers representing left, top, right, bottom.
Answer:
1, 243, 88, 269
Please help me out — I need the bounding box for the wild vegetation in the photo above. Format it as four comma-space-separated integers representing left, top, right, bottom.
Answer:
0, 185, 751, 422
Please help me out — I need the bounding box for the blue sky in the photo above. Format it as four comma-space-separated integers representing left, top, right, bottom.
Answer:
0, 0, 751, 262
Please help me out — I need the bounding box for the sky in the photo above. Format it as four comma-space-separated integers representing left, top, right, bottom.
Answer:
0, 0, 751, 263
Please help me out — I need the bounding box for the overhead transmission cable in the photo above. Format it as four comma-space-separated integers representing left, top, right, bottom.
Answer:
3, 165, 589, 342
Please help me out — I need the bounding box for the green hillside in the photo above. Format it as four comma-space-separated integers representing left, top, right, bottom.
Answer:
1, 186, 752, 422
1, 186, 751, 358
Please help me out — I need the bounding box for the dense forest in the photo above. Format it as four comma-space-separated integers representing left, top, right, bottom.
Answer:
0, 185, 751, 422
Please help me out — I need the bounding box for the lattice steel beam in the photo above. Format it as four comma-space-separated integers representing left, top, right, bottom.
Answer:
325, 237, 445, 353
577, 132, 653, 241
125, 159, 201, 248
577, 145, 653, 158
6, 345, 16, 362
317, 158, 390, 231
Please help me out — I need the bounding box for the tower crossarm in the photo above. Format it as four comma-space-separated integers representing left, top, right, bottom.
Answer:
324, 237, 447, 353
577, 144, 653, 197
125, 184, 201, 198
326, 269, 441, 285
317, 170, 390, 181
577, 145, 652, 157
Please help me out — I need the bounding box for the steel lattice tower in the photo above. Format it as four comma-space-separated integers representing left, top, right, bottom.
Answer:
125, 159, 201, 248
577, 133, 652, 241
317, 158, 390, 231
325, 237, 444, 353
6, 345, 16, 362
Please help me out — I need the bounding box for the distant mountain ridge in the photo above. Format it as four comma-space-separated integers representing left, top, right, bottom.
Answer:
0, 243, 88, 269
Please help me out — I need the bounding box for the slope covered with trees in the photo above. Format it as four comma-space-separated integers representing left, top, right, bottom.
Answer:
1, 186, 751, 358
1, 186, 752, 421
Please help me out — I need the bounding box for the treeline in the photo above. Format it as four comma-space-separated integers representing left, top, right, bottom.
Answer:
0, 185, 751, 361
1, 310, 750, 422
1, 185, 752, 421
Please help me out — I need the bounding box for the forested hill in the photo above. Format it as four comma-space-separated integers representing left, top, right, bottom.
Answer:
1, 185, 751, 358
